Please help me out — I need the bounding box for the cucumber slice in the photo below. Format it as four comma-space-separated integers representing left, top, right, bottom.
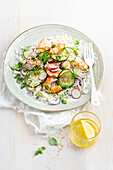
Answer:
66, 47, 76, 62
51, 49, 69, 61
35, 48, 46, 54
25, 69, 46, 88
58, 69, 71, 77
57, 70, 75, 88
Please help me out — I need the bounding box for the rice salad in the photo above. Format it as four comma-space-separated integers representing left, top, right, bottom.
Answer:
9, 34, 91, 105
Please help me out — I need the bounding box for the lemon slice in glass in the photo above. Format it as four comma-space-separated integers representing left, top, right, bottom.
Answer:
81, 120, 95, 139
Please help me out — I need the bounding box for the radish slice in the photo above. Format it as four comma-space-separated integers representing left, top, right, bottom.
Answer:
77, 76, 84, 89
28, 51, 37, 58
23, 63, 31, 71
48, 95, 60, 105
47, 63, 58, 70
39, 72, 47, 81
61, 61, 71, 69
71, 88, 81, 99
27, 86, 36, 91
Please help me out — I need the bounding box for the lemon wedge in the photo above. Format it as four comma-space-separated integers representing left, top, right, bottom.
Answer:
81, 120, 95, 139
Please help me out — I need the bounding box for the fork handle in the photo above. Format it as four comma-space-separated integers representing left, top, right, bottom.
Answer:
90, 66, 101, 106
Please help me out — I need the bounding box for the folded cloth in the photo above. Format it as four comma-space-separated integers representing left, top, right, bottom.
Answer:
0, 53, 90, 134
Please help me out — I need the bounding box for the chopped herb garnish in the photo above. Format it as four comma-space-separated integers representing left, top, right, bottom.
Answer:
39, 61, 43, 65
16, 77, 23, 84
15, 62, 23, 69
14, 74, 21, 79
49, 137, 58, 146
62, 99, 67, 104
25, 46, 30, 52
51, 44, 56, 48
34, 70, 40, 75
75, 40, 79, 45
36, 92, 43, 97
73, 73, 77, 79
20, 83, 26, 89
51, 93, 55, 97
34, 146, 46, 156
44, 85, 50, 90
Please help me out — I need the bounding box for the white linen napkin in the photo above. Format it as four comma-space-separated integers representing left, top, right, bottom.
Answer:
0, 53, 90, 134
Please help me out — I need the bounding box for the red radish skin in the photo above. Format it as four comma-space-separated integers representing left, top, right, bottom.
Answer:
39, 72, 47, 81
47, 64, 58, 70
71, 88, 81, 99
27, 86, 36, 91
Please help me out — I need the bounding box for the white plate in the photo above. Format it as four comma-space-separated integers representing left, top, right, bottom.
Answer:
4, 24, 104, 112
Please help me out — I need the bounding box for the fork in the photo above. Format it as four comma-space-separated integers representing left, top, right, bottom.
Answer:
84, 43, 100, 106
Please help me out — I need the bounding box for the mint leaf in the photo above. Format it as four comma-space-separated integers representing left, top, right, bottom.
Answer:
51, 44, 56, 48
34, 146, 46, 156
49, 137, 58, 146
44, 85, 50, 90
73, 73, 77, 79
75, 40, 79, 45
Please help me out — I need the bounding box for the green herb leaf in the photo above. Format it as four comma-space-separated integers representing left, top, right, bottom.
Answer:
49, 137, 58, 146
34, 146, 46, 156
75, 40, 79, 45
51, 93, 55, 97
14, 74, 21, 79
51, 44, 56, 48
39, 61, 43, 65
36, 92, 43, 97
34, 70, 40, 75
15, 62, 23, 69
20, 83, 26, 89
44, 85, 50, 90
73, 73, 77, 79
25, 46, 30, 52
60, 94, 64, 100
16, 77, 23, 84
62, 99, 67, 104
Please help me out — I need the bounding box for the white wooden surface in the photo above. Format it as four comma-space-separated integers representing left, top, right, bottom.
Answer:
0, 0, 113, 170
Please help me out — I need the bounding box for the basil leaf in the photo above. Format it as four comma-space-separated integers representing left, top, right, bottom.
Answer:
49, 137, 58, 146
34, 146, 46, 156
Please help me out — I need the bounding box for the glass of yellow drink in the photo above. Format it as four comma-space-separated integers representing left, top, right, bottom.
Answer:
70, 111, 101, 147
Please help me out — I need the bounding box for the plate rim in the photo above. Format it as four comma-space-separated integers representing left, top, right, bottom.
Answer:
4, 24, 104, 112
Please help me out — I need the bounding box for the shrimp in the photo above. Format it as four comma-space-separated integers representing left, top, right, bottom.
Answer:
43, 77, 62, 93
46, 68, 61, 77
38, 38, 51, 50
50, 43, 65, 54
74, 56, 88, 69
